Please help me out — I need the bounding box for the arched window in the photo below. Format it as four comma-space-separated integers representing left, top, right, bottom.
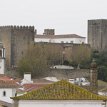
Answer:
3, 91, 6, 97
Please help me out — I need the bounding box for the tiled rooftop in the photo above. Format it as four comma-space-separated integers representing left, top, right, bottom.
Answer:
0, 76, 18, 88
12, 80, 107, 100
23, 83, 48, 92
0, 80, 18, 88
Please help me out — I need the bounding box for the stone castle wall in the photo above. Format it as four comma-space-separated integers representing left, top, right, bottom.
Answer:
34, 43, 91, 64
0, 27, 12, 67
0, 26, 35, 68
88, 19, 107, 51
0, 25, 91, 69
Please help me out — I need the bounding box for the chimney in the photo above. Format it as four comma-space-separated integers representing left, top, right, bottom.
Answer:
43, 29, 55, 35
90, 59, 98, 94
21, 73, 33, 84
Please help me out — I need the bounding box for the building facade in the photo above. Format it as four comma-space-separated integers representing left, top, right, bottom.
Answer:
0, 77, 18, 104
0, 43, 5, 74
0, 26, 35, 68
15, 100, 106, 107
12, 80, 107, 107
35, 29, 86, 44
88, 19, 107, 51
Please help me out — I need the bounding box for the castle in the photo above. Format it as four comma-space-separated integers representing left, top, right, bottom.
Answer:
0, 26, 89, 69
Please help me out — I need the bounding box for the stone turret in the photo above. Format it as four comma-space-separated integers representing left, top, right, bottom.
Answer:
43, 29, 55, 35
90, 59, 98, 94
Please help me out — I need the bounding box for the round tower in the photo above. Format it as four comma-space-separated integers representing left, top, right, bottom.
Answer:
90, 59, 98, 94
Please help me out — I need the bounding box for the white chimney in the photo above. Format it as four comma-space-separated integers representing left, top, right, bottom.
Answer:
21, 73, 33, 84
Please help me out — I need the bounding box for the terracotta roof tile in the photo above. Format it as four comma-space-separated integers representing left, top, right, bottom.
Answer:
23, 83, 48, 92
12, 80, 107, 100
0, 80, 18, 88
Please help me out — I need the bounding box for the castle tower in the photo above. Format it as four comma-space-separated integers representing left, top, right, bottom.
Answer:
43, 29, 55, 35
0, 42, 5, 74
0, 26, 35, 69
90, 59, 98, 94
88, 19, 107, 52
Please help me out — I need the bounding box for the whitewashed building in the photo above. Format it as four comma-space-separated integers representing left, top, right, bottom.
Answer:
0, 78, 18, 104
35, 29, 86, 44
0, 43, 5, 74
35, 34, 86, 44
12, 80, 107, 107
98, 89, 107, 96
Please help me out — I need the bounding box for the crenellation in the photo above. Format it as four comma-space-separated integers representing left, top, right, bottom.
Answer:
0, 26, 34, 30
0, 25, 35, 68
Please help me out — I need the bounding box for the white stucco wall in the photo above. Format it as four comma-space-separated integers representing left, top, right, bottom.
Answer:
34, 38, 85, 44
0, 88, 16, 103
17, 100, 106, 107
98, 91, 107, 96
0, 59, 5, 74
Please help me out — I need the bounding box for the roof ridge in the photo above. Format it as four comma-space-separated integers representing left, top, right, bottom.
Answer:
12, 80, 107, 100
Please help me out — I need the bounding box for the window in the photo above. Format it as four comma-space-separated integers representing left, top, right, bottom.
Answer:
3, 91, 6, 97
70, 41, 73, 43
61, 41, 64, 43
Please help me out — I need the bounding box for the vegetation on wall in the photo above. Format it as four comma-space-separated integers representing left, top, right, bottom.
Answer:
17, 42, 107, 82
18, 44, 63, 77
92, 51, 107, 82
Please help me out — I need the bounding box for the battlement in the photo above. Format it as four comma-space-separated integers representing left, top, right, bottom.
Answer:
0, 25, 34, 30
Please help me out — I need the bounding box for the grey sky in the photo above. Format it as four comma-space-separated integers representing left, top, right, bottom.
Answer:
0, 0, 106, 37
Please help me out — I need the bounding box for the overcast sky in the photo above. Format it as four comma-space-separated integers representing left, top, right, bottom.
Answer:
0, 0, 106, 37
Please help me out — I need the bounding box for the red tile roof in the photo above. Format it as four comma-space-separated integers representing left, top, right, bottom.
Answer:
23, 83, 48, 92
0, 80, 18, 88
0, 76, 19, 88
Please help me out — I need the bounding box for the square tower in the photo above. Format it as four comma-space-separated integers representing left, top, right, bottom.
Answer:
0, 26, 35, 69
88, 19, 107, 51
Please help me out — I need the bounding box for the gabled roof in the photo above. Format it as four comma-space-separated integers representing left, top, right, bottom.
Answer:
12, 80, 107, 100
35, 34, 85, 39
0, 80, 18, 88
0, 76, 18, 88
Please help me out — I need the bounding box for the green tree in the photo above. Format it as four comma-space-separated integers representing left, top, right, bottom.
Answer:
18, 44, 63, 77
92, 51, 107, 81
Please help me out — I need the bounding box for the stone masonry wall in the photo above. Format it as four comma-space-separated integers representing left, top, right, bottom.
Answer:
88, 19, 107, 52
0, 26, 35, 68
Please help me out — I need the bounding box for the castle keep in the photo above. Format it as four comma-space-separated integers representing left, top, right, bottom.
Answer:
0, 26, 35, 68
88, 19, 107, 51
